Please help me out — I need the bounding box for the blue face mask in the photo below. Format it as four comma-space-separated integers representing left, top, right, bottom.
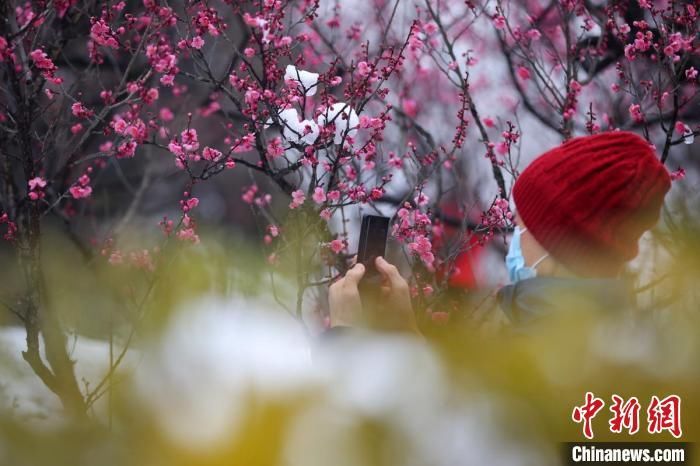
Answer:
505, 227, 549, 283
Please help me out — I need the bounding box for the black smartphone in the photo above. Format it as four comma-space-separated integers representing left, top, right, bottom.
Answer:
356, 215, 390, 279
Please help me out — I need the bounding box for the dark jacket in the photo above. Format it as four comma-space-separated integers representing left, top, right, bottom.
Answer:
497, 276, 636, 326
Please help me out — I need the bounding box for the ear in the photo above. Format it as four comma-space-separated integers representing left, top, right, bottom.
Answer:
519, 228, 548, 268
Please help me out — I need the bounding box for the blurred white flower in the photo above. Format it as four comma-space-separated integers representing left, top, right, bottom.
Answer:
285, 65, 319, 96
317, 102, 359, 145
132, 298, 315, 450
287, 335, 554, 466
315, 334, 447, 416
131, 298, 553, 464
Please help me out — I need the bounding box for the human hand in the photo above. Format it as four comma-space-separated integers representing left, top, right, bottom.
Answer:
373, 256, 420, 335
328, 263, 365, 328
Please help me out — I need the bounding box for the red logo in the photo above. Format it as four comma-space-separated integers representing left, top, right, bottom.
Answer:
572, 393, 682, 439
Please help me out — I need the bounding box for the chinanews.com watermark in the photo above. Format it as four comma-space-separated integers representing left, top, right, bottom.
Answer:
565, 443, 690, 464
563, 392, 692, 464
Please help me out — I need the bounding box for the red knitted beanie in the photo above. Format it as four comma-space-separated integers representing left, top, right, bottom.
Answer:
513, 131, 671, 277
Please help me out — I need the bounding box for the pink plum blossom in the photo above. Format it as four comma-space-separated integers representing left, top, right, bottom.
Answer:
312, 187, 326, 204
289, 190, 305, 209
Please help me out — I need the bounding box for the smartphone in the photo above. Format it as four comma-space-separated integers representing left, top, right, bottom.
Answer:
356, 215, 390, 279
